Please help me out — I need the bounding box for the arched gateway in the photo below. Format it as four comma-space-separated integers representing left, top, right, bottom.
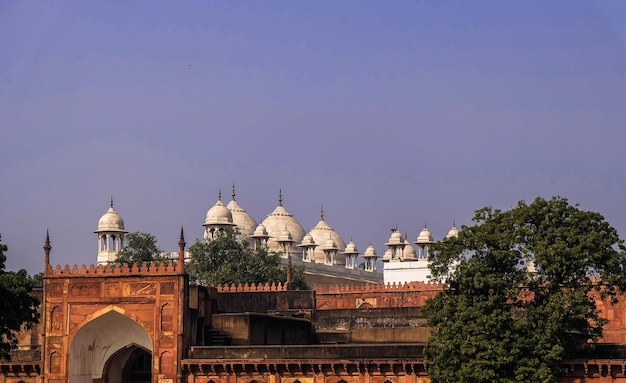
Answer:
70, 308, 152, 383
43, 261, 187, 383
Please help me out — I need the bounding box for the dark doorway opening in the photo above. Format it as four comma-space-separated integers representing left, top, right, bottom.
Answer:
103, 345, 151, 383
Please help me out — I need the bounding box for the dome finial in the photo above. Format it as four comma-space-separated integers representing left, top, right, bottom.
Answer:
110, 196, 114, 208
218, 189, 222, 201
231, 182, 236, 201
453, 220, 456, 227
278, 189, 283, 206
320, 204, 325, 221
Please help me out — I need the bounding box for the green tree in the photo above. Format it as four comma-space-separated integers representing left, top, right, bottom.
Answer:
114, 232, 165, 265
423, 196, 626, 383
0, 234, 40, 360
186, 228, 309, 289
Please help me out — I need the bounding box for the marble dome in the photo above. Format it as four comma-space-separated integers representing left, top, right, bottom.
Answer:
308, 207, 346, 265
403, 239, 417, 261
204, 192, 234, 227
95, 200, 127, 233
446, 224, 459, 239
415, 226, 434, 244
363, 244, 378, 259
261, 191, 305, 253
226, 185, 258, 240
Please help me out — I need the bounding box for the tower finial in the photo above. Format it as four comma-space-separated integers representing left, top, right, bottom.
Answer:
278, 189, 283, 206
110, 196, 114, 208
218, 189, 222, 201
44, 230, 51, 272
231, 182, 236, 200
320, 204, 324, 220
177, 225, 186, 272
453, 220, 456, 228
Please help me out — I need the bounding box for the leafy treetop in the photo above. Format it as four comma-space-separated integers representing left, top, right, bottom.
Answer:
423, 196, 626, 383
186, 227, 309, 290
0, 234, 40, 361
114, 232, 166, 265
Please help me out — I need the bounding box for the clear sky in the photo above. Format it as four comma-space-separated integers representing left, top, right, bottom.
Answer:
2, 1, 626, 274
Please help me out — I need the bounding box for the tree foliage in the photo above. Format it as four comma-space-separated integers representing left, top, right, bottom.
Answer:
423, 196, 626, 383
186, 228, 309, 290
114, 232, 165, 265
0, 234, 40, 360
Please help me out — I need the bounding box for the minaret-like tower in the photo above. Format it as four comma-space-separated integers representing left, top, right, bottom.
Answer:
251, 222, 270, 251
414, 224, 434, 259
95, 198, 128, 265
297, 231, 317, 262
203, 190, 236, 241
384, 228, 404, 262
177, 226, 186, 272
44, 229, 52, 273
362, 243, 378, 272
322, 234, 338, 265
342, 239, 359, 269
276, 227, 294, 290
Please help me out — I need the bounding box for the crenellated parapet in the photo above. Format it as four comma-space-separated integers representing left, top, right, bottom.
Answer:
45, 261, 183, 277
214, 282, 287, 292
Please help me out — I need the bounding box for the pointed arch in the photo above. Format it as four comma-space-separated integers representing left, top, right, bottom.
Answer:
69, 309, 152, 383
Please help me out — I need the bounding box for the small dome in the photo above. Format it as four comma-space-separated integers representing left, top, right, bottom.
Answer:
204, 193, 235, 227
252, 223, 269, 238
322, 235, 338, 250
382, 248, 393, 261
298, 233, 316, 247
416, 226, 434, 244
343, 240, 359, 255
403, 240, 417, 260
446, 224, 459, 238
363, 244, 377, 258
277, 227, 294, 243
385, 230, 404, 246
95, 201, 127, 233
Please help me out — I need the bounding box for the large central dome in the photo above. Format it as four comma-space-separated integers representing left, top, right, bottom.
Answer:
226, 184, 257, 243
261, 190, 305, 253
308, 206, 346, 264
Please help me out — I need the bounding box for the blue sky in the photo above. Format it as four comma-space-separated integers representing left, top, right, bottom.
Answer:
2, 1, 626, 273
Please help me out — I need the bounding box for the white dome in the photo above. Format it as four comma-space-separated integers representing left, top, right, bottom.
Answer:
277, 227, 294, 243
343, 240, 359, 255
252, 223, 269, 238
226, 185, 258, 239
95, 201, 127, 233
403, 240, 417, 260
416, 226, 434, 244
309, 207, 346, 264
204, 192, 235, 227
446, 224, 459, 238
298, 233, 316, 247
322, 235, 338, 250
363, 244, 377, 258
261, 191, 305, 252
385, 230, 404, 246
382, 248, 393, 261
